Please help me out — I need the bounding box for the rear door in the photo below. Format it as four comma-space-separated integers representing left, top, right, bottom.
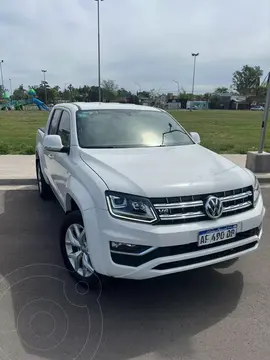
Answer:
44, 109, 62, 188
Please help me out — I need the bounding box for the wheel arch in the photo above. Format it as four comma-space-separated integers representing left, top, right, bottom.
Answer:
35, 153, 50, 185
65, 177, 96, 214
65, 193, 80, 213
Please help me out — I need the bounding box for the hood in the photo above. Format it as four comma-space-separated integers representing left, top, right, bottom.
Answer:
80, 145, 254, 198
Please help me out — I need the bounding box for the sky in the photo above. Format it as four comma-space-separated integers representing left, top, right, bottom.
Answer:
0, 0, 270, 95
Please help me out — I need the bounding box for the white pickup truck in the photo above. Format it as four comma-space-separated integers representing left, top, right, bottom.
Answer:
36, 102, 265, 287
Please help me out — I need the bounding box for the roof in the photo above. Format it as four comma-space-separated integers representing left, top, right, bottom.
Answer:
55, 102, 160, 112
215, 92, 232, 97
231, 95, 247, 102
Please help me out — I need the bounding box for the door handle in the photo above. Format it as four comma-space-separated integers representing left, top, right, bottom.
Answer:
48, 154, 54, 159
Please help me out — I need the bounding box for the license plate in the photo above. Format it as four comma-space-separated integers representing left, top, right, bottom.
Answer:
198, 225, 237, 247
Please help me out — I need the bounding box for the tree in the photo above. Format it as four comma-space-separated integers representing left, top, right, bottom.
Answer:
126, 95, 139, 104
11, 79, 254, 107
203, 93, 212, 101
54, 85, 60, 92
66, 84, 75, 101
179, 90, 193, 101
77, 85, 91, 101
88, 86, 100, 102
214, 87, 229, 94
149, 88, 159, 99
117, 88, 132, 98
232, 65, 263, 96
255, 84, 267, 98
60, 86, 72, 101
208, 94, 220, 109
137, 91, 150, 98
101, 79, 118, 101
51, 86, 61, 103
246, 84, 267, 105
13, 84, 27, 100
32, 82, 50, 103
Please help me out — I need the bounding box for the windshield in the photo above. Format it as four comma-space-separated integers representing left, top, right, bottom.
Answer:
76, 109, 194, 148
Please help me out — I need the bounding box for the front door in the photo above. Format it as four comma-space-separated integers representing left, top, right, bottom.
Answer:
51, 110, 72, 204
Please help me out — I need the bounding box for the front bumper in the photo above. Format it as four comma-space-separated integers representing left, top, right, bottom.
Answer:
83, 195, 265, 279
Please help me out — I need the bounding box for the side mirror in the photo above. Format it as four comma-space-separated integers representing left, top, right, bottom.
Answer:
190, 132, 201, 144
44, 135, 64, 152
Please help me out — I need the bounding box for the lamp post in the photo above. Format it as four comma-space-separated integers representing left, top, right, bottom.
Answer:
9, 78, 12, 96
173, 80, 180, 95
191, 53, 199, 111
258, 72, 270, 153
0, 60, 4, 93
95, 0, 103, 102
41, 69, 47, 104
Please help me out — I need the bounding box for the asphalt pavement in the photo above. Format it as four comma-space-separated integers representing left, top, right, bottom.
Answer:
0, 187, 270, 360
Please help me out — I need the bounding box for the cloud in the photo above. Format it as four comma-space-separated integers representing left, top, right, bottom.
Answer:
0, 0, 269, 94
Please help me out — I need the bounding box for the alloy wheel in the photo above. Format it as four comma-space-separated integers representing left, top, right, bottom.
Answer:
65, 223, 94, 278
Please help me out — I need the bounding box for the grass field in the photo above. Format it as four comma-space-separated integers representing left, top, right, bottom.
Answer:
0, 109, 269, 154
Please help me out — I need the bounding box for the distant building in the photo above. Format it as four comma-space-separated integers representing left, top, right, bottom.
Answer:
159, 94, 167, 105
213, 93, 248, 110
186, 100, 208, 110
138, 97, 152, 106
230, 95, 248, 110
167, 100, 181, 110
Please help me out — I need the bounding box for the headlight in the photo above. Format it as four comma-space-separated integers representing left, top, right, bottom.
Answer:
105, 191, 158, 223
253, 177, 261, 205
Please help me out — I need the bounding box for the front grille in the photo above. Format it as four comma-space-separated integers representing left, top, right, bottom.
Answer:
151, 186, 253, 225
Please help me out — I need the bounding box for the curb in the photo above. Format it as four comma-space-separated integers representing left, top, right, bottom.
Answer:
256, 174, 270, 184
0, 175, 270, 186
0, 179, 37, 186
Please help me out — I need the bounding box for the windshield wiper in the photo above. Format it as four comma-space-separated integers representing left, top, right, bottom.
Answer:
161, 122, 186, 145
83, 144, 146, 149
83, 145, 120, 149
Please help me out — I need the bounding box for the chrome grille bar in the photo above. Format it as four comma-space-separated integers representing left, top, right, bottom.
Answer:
220, 191, 252, 202
153, 187, 253, 223
159, 211, 205, 220
158, 201, 252, 221
154, 200, 203, 209
223, 201, 252, 213
153, 190, 252, 209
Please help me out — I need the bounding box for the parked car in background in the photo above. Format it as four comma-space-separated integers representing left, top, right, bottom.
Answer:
186, 105, 198, 110
250, 105, 264, 111
35, 102, 265, 287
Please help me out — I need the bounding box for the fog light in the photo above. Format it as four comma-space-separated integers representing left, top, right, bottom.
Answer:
110, 241, 151, 254
111, 242, 136, 249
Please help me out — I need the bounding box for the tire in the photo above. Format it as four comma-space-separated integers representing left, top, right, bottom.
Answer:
36, 160, 52, 200
212, 257, 239, 269
60, 210, 101, 288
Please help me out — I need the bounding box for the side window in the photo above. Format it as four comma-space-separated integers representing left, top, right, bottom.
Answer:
48, 109, 62, 135
57, 111, 71, 148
